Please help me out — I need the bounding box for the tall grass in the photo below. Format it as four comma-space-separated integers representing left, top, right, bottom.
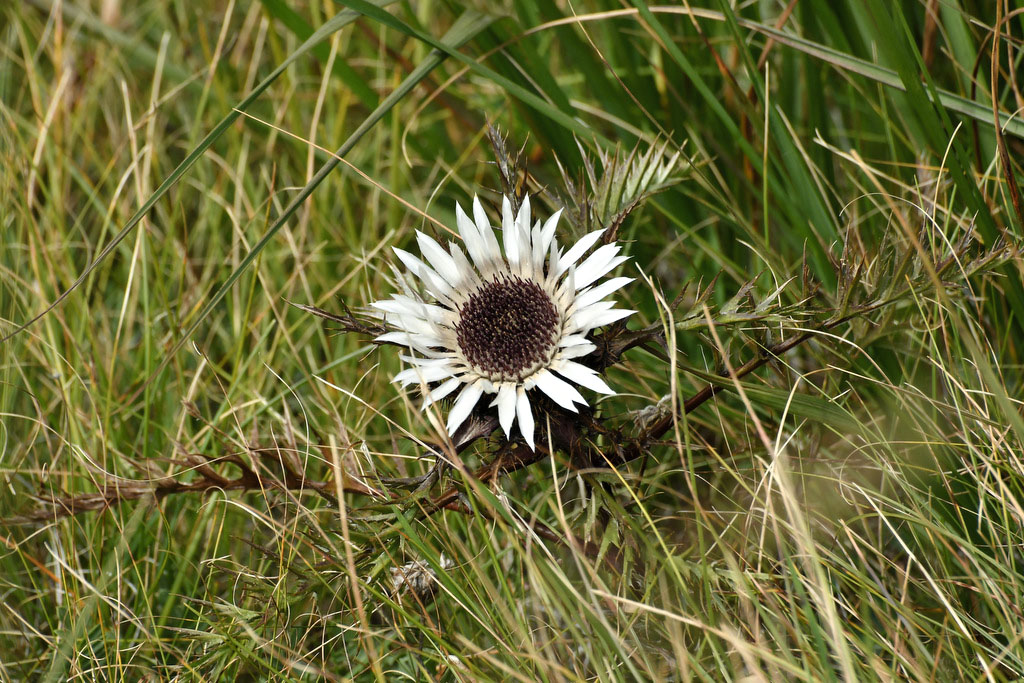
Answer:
2, 0, 1023, 680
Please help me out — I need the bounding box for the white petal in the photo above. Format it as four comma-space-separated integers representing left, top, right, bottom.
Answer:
538, 208, 561, 261
371, 297, 420, 317
574, 277, 633, 311
573, 307, 635, 332
496, 383, 517, 438
577, 255, 629, 291
446, 381, 484, 435
416, 231, 462, 287
400, 354, 456, 368
516, 387, 535, 450
376, 330, 445, 353
546, 230, 560, 282
473, 196, 502, 260
528, 220, 544, 279
372, 298, 452, 329
559, 342, 597, 360
376, 309, 441, 339
422, 377, 462, 408
574, 244, 622, 290
515, 194, 533, 248
574, 299, 616, 314
502, 195, 519, 267
534, 368, 585, 412
555, 264, 576, 309
448, 242, 480, 288
558, 333, 592, 348
556, 229, 603, 275
456, 201, 491, 271
393, 247, 455, 304
515, 196, 534, 278
554, 360, 614, 394
394, 363, 458, 386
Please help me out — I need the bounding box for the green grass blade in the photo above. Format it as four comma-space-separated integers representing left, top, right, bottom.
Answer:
258, 0, 379, 109
1, 0, 398, 343
338, 0, 596, 142
739, 19, 1024, 139
140, 10, 495, 397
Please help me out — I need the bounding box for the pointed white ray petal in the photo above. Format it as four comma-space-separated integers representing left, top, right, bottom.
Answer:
603, 255, 630, 277
392, 245, 426, 276
446, 381, 484, 435
376, 331, 445, 355
400, 355, 457, 367
530, 219, 548, 278
394, 363, 458, 386
473, 195, 502, 260
558, 333, 592, 348
559, 342, 598, 359
501, 195, 519, 267
575, 298, 616, 314
574, 254, 629, 292
574, 276, 633, 311
376, 308, 441, 339
515, 194, 532, 248
456, 201, 491, 270
516, 386, 536, 450
392, 247, 455, 303
422, 377, 462, 409
515, 205, 535, 278
455, 200, 476, 238
554, 360, 614, 394
566, 299, 614, 330
556, 229, 603, 275
546, 230, 560, 282
496, 383, 517, 438
372, 297, 451, 327
416, 231, 463, 287
573, 244, 622, 290
554, 263, 576, 309
534, 368, 585, 411
572, 307, 635, 332
370, 298, 419, 317
538, 208, 561, 261
448, 241, 480, 288
387, 261, 412, 291
376, 326, 443, 346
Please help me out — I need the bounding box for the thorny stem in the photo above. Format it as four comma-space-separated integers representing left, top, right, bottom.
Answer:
3, 449, 374, 525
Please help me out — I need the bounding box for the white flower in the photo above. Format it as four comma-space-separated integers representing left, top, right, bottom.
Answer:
373, 195, 634, 449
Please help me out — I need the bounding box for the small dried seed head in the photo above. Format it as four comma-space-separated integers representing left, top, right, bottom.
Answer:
455, 276, 559, 381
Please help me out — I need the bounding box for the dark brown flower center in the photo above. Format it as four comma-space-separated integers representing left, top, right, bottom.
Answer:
455, 277, 559, 380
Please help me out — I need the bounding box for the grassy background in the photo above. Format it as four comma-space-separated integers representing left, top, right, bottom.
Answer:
3, 0, 1024, 680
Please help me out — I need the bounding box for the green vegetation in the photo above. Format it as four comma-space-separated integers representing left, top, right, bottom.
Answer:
2, 1, 1023, 680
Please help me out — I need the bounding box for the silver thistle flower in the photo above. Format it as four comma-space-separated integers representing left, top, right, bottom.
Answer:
372, 195, 633, 449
